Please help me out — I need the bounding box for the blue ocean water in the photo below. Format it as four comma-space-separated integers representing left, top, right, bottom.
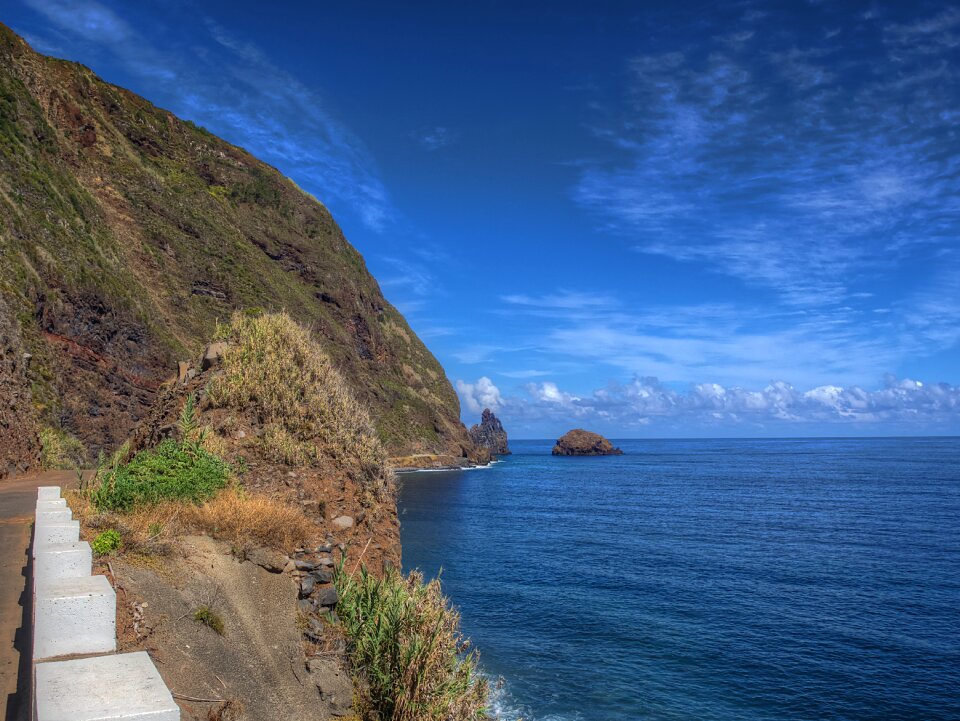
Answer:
396, 437, 960, 721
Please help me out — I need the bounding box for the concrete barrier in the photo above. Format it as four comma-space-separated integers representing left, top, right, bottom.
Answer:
30, 486, 180, 719
35, 652, 180, 721
34, 574, 116, 661
32, 520, 80, 555
36, 498, 66, 510
35, 510, 73, 527
37, 486, 61, 501
34, 541, 92, 588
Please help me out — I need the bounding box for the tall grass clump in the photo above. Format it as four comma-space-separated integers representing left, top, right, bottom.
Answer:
39, 426, 88, 469
334, 563, 488, 721
206, 311, 392, 501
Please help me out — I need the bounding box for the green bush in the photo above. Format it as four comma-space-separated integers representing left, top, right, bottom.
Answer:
334, 563, 488, 721
92, 439, 230, 512
92, 529, 122, 555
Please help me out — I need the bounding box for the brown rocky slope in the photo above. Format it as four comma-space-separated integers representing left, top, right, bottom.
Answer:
552, 429, 623, 456
0, 23, 476, 468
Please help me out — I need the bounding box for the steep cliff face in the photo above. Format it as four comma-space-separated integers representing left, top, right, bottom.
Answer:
468, 408, 510, 456
0, 291, 40, 478
0, 23, 473, 465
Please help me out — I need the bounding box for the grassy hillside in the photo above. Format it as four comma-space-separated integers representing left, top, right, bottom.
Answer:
0, 22, 473, 464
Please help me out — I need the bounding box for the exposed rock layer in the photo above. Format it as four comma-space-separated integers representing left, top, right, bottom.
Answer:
0, 292, 40, 478
468, 408, 510, 456
0, 23, 476, 465
552, 429, 623, 456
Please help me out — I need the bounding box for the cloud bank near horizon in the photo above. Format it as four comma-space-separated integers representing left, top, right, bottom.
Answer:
456, 374, 960, 435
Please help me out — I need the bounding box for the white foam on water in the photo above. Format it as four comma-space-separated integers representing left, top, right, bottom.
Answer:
484, 672, 582, 721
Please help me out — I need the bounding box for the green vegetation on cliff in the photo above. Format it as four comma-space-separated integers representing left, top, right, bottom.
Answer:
335, 563, 488, 721
0, 22, 471, 464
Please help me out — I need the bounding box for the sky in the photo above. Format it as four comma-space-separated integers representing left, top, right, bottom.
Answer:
5, 0, 960, 437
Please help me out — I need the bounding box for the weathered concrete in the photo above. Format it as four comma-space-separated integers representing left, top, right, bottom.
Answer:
34, 575, 116, 661
33, 541, 92, 589
32, 521, 80, 555
34, 509, 72, 527
35, 651, 180, 721
35, 498, 66, 510
36, 487, 61, 501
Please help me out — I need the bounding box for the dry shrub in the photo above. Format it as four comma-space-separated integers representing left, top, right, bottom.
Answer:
206, 311, 393, 502
179, 489, 313, 550
67, 487, 313, 553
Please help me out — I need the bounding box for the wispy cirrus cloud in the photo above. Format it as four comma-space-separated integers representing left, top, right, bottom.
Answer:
574, 5, 960, 308
493, 283, 959, 392
18, 0, 393, 230
414, 126, 458, 151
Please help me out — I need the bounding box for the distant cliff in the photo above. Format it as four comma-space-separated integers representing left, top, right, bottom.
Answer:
468, 408, 510, 456
0, 23, 477, 467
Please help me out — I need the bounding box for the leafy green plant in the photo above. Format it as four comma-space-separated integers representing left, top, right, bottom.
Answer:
334, 559, 488, 721
92, 529, 122, 555
193, 605, 225, 635
92, 439, 230, 512
178, 394, 199, 439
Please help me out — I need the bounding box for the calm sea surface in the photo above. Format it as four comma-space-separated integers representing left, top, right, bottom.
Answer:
396, 437, 960, 721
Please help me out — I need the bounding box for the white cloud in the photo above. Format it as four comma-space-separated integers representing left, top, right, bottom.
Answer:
499, 375, 960, 431
573, 5, 960, 309
415, 126, 458, 151
457, 377, 503, 415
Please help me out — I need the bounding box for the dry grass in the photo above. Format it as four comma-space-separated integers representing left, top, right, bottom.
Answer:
206, 311, 393, 502
179, 489, 314, 550
67, 487, 313, 553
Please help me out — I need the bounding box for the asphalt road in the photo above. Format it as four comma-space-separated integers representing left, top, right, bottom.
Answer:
0, 471, 74, 721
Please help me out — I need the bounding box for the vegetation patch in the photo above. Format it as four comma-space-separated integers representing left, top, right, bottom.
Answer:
334, 563, 488, 721
193, 605, 225, 635
92, 438, 230, 512
207, 311, 392, 501
39, 426, 88, 469
179, 488, 313, 550
70, 488, 311, 555
91, 529, 121, 555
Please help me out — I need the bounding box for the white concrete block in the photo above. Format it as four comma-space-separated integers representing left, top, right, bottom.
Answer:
33, 521, 80, 555
35, 509, 73, 527
34, 575, 116, 660
35, 651, 180, 721
37, 486, 61, 501
36, 498, 67, 510
34, 541, 92, 589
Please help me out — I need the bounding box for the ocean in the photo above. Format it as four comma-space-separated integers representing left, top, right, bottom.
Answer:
396, 437, 960, 721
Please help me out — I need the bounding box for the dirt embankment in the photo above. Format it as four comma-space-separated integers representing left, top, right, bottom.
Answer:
109, 536, 353, 721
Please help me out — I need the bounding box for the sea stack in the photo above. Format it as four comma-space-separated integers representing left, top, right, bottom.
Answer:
552, 429, 623, 456
468, 408, 511, 456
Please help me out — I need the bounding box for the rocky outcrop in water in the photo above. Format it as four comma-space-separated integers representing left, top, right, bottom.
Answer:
468, 408, 510, 456
552, 429, 622, 456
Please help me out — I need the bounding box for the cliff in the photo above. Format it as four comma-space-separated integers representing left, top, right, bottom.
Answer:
0, 22, 474, 468
468, 408, 510, 456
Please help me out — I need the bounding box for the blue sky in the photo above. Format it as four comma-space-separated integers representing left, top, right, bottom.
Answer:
6, 0, 959, 437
